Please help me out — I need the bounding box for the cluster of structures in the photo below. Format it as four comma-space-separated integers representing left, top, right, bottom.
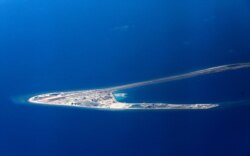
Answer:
29, 90, 132, 109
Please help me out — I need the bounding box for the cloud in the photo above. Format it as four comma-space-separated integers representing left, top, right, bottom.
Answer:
113, 24, 134, 32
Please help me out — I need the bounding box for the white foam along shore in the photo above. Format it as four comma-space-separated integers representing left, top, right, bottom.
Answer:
29, 63, 250, 110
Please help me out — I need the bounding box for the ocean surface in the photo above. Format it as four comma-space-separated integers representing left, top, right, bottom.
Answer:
1, 0, 250, 155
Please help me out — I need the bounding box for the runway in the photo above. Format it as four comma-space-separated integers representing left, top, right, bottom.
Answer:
111, 63, 250, 91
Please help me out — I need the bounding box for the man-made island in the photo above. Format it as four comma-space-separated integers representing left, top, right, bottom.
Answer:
29, 63, 250, 110
29, 89, 218, 110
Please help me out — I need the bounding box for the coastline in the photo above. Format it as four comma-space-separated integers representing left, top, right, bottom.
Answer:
27, 63, 250, 110
28, 87, 219, 110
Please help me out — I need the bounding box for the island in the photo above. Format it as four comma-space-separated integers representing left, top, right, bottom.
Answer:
29, 63, 250, 110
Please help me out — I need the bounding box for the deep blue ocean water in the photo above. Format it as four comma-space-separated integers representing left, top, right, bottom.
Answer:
1, 0, 250, 155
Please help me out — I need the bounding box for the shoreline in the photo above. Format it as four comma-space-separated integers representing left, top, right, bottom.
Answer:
28, 86, 219, 110
28, 63, 250, 110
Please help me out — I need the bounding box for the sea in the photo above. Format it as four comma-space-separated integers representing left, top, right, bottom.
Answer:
1, 0, 250, 156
